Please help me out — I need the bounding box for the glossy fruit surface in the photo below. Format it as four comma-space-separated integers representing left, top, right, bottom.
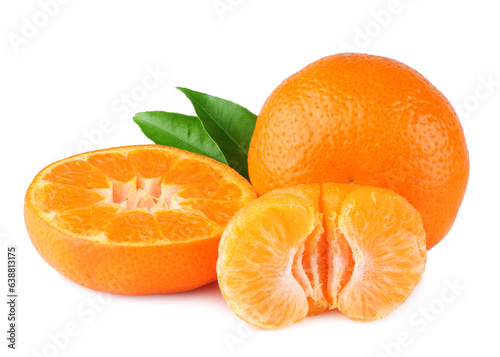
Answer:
248, 53, 469, 249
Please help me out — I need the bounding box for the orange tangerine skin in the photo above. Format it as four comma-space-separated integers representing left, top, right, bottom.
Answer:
25, 202, 220, 295
25, 145, 256, 295
248, 53, 470, 249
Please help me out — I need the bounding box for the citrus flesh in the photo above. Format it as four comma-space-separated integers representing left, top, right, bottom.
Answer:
25, 145, 256, 295
217, 183, 426, 329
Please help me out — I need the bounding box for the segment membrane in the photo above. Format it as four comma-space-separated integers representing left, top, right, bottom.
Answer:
292, 222, 330, 315
321, 183, 357, 308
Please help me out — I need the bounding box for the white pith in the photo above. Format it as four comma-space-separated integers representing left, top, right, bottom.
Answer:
103, 177, 185, 213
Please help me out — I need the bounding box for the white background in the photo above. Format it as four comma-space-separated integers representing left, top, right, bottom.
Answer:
1, 1, 500, 356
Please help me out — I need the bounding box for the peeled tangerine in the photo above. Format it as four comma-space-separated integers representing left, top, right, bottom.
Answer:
217, 183, 426, 329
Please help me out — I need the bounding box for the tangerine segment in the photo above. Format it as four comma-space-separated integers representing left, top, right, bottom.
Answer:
177, 199, 251, 226
164, 158, 223, 184
35, 183, 107, 213
217, 190, 320, 329
264, 185, 330, 315
163, 159, 247, 202
217, 183, 426, 329
43, 160, 111, 189
293, 223, 330, 316
54, 204, 120, 236
105, 210, 164, 243
176, 180, 246, 200
337, 187, 426, 321
154, 209, 221, 241
87, 152, 136, 182
127, 147, 178, 178
321, 183, 357, 308
25, 145, 256, 295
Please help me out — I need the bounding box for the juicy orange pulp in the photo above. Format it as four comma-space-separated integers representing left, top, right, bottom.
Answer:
217, 183, 426, 328
25, 145, 256, 295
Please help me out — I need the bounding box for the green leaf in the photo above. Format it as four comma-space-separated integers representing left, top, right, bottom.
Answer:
133, 111, 228, 165
177, 87, 257, 179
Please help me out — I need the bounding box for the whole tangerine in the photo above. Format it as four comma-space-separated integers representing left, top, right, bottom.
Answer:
248, 53, 469, 249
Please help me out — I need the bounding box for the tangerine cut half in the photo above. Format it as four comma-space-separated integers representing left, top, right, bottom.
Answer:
217, 183, 426, 329
25, 145, 256, 295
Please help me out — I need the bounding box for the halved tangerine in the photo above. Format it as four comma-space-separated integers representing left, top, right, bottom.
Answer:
217, 183, 426, 328
25, 145, 256, 295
